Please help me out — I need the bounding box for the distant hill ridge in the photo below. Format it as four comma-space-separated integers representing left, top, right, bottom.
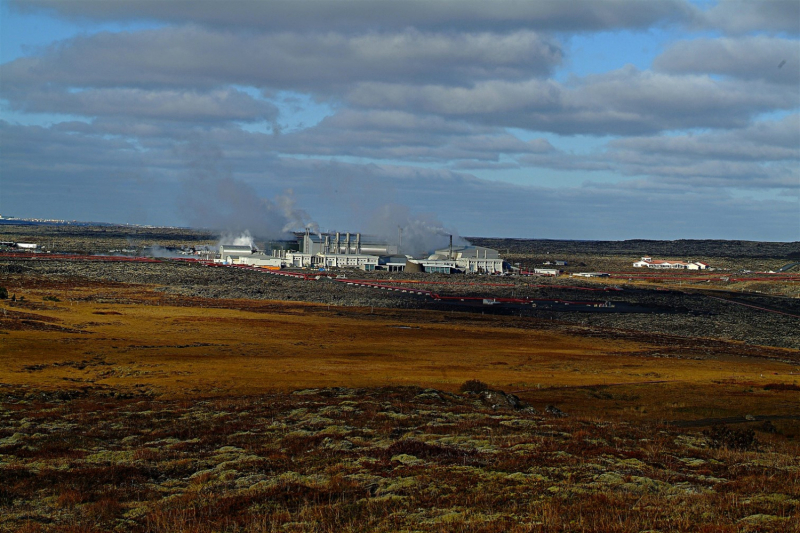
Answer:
468, 237, 800, 259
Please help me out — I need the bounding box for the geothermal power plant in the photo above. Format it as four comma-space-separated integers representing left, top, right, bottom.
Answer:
217, 229, 506, 274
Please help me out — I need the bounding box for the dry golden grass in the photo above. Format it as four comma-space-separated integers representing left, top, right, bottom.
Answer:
2, 282, 798, 429
3, 282, 799, 532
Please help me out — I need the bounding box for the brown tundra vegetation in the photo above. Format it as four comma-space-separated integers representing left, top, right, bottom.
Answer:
1, 229, 798, 532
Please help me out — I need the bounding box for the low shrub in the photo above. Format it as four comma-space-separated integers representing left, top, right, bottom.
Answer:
763, 382, 800, 391
459, 379, 490, 393
386, 439, 484, 466
703, 425, 757, 451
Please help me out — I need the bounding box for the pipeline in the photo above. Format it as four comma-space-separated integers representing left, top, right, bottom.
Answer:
705, 295, 800, 319
0, 252, 161, 263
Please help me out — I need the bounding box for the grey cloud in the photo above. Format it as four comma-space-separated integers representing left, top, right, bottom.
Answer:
518, 153, 615, 173
53, 119, 181, 140
299, 109, 492, 135
41, 107, 796, 191
703, 0, 800, 35
614, 159, 798, 189
0, 120, 172, 223
4, 88, 278, 123
270, 110, 554, 163
450, 161, 521, 171
521, 115, 799, 189
654, 36, 800, 85
116, 109, 550, 164
273, 158, 799, 240
12, 0, 699, 33
1, 120, 147, 171
0, 26, 561, 93
610, 114, 800, 162
3, 120, 798, 240
347, 79, 561, 115
347, 67, 799, 135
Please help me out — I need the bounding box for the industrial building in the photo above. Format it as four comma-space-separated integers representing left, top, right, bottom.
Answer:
0, 241, 38, 250
633, 257, 709, 270
214, 229, 505, 274
411, 244, 504, 274
298, 230, 398, 256
217, 244, 283, 269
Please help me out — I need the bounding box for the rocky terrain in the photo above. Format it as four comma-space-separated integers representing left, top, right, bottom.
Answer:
2, 225, 798, 533
1, 384, 797, 533
469, 237, 800, 259
3, 258, 798, 349
3, 223, 798, 270
0, 223, 218, 255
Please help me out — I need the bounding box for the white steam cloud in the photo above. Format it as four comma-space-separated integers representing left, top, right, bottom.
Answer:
178, 144, 318, 241
143, 244, 184, 258
366, 204, 469, 257
217, 229, 255, 249
178, 146, 466, 255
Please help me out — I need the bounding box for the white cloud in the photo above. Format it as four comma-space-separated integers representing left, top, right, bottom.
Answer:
655, 36, 800, 85
2, 0, 798, 239
347, 67, 799, 135
0, 27, 562, 94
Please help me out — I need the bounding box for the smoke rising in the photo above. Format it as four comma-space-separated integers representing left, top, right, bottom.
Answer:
177, 145, 467, 255
143, 245, 185, 258
180, 175, 318, 240
217, 230, 255, 249
178, 145, 318, 241
366, 204, 468, 257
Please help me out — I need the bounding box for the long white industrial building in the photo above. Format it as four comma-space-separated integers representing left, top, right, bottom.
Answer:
215, 229, 505, 274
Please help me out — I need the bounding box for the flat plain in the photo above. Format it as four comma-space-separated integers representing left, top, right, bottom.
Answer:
1, 225, 798, 532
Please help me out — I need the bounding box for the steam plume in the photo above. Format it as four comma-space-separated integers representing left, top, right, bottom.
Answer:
217, 230, 255, 249
178, 146, 318, 240
366, 204, 468, 257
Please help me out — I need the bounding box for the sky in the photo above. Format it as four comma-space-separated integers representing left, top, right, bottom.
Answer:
1, 0, 798, 241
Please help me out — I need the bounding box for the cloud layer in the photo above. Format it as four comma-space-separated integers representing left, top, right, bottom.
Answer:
1, 0, 798, 240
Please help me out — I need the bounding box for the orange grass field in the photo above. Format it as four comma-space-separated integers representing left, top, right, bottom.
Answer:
2, 282, 798, 427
